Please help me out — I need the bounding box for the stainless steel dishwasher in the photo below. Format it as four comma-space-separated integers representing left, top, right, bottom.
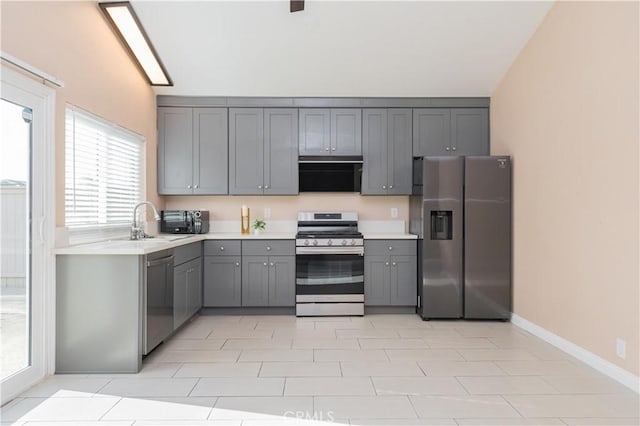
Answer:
144, 249, 174, 355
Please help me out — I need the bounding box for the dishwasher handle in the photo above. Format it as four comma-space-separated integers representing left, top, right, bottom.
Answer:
147, 255, 174, 267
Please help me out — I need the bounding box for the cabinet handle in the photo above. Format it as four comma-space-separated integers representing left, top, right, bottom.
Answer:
258, 185, 263, 189
382, 185, 387, 189
235, 262, 240, 267
385, 262, 389, 266
445, 147, 450, 151
187, 185, 192, 189
325, 147, 330, 151
194, 184, 199, 189
389, 185, 393, 189
266, 246, 271, 251
263, 262, 268, 266
265, 185, 269, 189
388, 246, 393, 251
219, 246, 224, 251
392, 262, 397, 266
452, 147, 457, 151
270, 262, 274, 267
331, 147, 336, 151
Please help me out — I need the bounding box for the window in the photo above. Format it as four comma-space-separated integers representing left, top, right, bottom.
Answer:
65, 104, 144, 239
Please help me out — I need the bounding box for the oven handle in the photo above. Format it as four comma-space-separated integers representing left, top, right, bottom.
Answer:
295, 246, 364, 255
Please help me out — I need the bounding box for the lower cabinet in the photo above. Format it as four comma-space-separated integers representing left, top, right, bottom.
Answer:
242, 255, 295, 307
173, 256, 202, 329
203, 239, 295, 308
203, 240, 242, 307
174, 242, 203, 329
364, 240, 417, 306
203, 256, 242, 306
241, 240, 295, 307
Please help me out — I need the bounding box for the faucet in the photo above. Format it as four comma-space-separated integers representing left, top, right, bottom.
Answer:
131, 201, 161, 240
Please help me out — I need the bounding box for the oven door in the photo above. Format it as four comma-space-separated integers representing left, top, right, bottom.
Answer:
295, 250, 364, 296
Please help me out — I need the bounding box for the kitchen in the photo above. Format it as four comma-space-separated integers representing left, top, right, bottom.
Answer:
0, 1, 638, 424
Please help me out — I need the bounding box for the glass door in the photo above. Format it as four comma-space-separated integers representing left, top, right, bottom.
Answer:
1, 66, 54, 404
0, 99, 32, 382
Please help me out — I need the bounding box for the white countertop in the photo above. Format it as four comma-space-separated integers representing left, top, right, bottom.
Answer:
362, 233, 418, 240
54, 232, 296, 255
54, 231, 416, 255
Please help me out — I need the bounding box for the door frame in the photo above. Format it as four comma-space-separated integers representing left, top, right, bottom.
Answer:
1, 65, 56, 404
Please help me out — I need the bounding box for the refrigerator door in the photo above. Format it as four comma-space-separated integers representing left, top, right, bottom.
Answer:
464, 156, 512, 319
421, 157, 464, 319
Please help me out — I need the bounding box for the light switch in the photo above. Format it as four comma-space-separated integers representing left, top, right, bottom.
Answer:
391, 208, 398, 218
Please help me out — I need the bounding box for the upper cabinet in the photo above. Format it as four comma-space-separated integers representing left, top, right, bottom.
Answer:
299, 108, 362, 156
413, 108, 489, 157
362, 109, 412, 195
158, 107, 228, 195
229, 108, 298, 195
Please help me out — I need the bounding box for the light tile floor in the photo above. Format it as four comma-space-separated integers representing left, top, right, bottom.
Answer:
1, 314, 638, 425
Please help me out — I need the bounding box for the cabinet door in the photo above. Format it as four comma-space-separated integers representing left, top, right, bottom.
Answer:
229, 108, 264, 194
299, 109, 330, 155
361, 109, 388, 195
268, 256, 295, 307
193, 108, 228, 195
158, 107, 193, 195
264, 109, 298, 195
387, 109, 413, 195
364, 255, 391, 305
389, 255, 417, 306
173, 261, 189, 329
450, 108, 489, 156
242, 256, 270, 306
413, 109, 450, 157
203, 256, 242, 307
331, 109, 362, 155
187, 257, 202, 316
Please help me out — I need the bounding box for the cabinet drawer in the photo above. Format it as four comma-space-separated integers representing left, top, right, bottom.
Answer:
204, 240, 241, 256
365, 240, 416, 256
174, 242, 202, 265
242, 240, 294, 256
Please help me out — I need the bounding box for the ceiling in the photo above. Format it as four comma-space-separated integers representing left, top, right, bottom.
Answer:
132, 1, 554, 97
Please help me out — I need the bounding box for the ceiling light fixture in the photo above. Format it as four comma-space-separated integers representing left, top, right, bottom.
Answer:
99, 1, 172, 86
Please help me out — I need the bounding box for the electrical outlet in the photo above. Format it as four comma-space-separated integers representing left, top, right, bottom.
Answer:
264, 208, 271, 219
391, 207, 398, 218
616, 338, 626, 359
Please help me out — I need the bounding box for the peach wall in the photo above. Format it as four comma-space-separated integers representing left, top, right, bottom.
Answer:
165, 194, 409, 225
1, 1, 159, 226
491, 2, 639, 375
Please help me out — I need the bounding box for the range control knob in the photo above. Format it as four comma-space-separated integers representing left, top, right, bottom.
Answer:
341, 240, 347, 246
327, 239, 333, 246
350, 240, 357, 246
304, 240, 310, 246
312, 240, 318, 246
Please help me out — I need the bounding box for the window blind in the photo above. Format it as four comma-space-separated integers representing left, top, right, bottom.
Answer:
65, 105, 144, 231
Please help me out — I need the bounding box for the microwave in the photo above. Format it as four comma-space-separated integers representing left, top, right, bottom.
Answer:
298, 156, 363, 193
160, 210, 209, 234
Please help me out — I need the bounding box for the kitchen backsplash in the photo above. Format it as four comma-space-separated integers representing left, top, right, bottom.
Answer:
164, 193, 410, 224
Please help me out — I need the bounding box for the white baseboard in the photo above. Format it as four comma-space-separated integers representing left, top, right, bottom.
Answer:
511, 314, 640, 394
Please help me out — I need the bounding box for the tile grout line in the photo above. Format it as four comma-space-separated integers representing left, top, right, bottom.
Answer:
96, 395, 123, 421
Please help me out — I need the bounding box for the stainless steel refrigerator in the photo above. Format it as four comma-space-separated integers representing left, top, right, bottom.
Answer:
410, 156, 511, 320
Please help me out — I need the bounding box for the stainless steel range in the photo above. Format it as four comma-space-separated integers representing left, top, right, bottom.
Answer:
295, 212, 364, 316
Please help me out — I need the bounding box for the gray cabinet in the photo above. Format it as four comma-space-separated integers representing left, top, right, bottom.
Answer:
451, 108, 489, 156
413, 108, 488, 157
364, 240, 417, 306
158, 107, 228, 195
299, 108, 362, 156
173, 242, 202, 329
203, 240, 242, 307
229, 108, 298, 195
362, 109, 412, 195
241, 240, 295, 307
